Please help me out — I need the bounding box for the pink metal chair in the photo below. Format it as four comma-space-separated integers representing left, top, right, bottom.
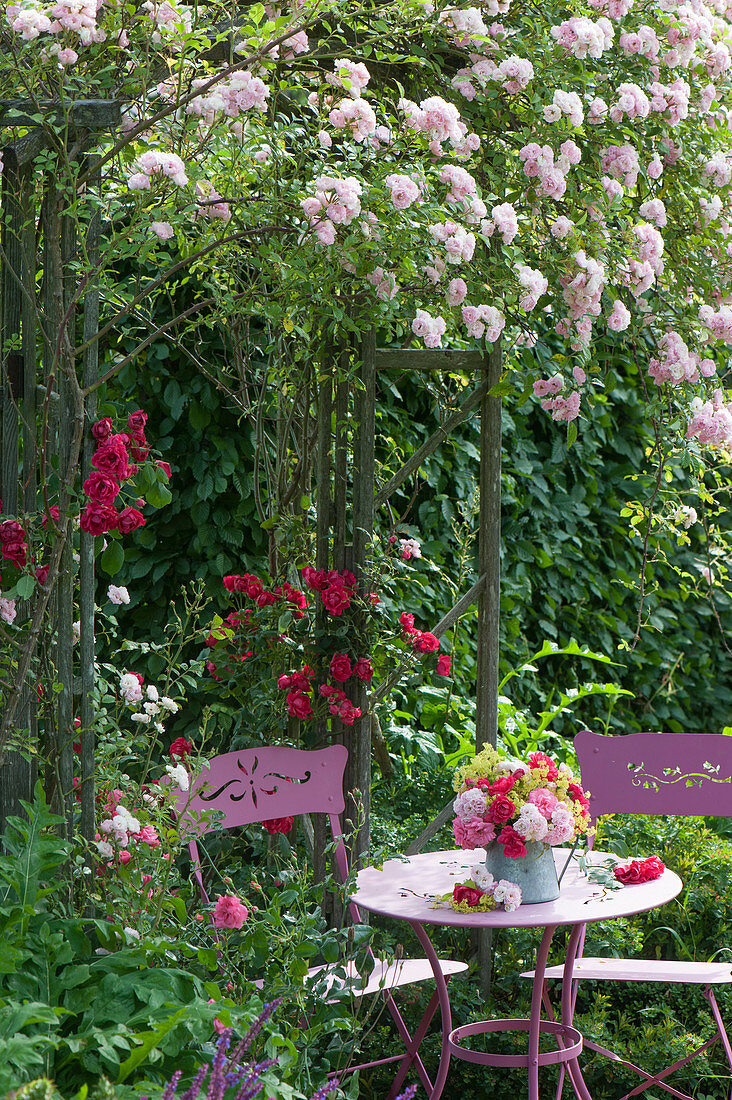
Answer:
172, 744, 467, 1098
534, 730, 732, 1100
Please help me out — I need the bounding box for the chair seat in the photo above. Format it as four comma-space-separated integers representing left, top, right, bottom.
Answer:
522, 957, 732, 985
309, 956, 468, 1001
253, 956, 467, 1001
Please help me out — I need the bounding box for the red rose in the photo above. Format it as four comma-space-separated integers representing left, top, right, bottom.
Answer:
41, 506, 59, 530
400, 612, 416, 635
169, 737, 192, 761
91, 417, 114, 443
206, 660, 222, 681
79, 503, 118, 536
286, 690, 313, 719
330, 652, 352, 682
283, 584, 308, 612
277, 674, 292, 690
243, 575, 264, 599
35, 565, 49, 586
92, 438, 131, 481
337, 701, 361, 726
223, 575, 242, 592
255, 589, 277, 607
614, 856, 665, 885
614, 861, 643, 884
436, 654, 452, 676
642, 856, 665, 880
487, 775, 517, 795
567, 782, 590, 810
301, 567, 328, 591
127, 410, 148, 432
2, 539, 27, 567
0, 520, 24, 543
83, 471, 120, 505
354, 657, 373, 682
157, 460, 172, 479
528, 751, 559, 781
117, 507, 145, 534
321, 585, 351, 615
452, 883, 484, 907
497, 825, 528, 859
263, 816, 294, 835
412, 631, 439, 653
487, 794, 517, 824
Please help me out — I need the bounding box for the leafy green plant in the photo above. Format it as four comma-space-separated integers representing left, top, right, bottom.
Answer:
0, 787, 291, 1095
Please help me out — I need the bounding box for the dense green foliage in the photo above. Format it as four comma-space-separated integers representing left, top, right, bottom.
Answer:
0, 789, 369, 1098
106, 332, 732, 743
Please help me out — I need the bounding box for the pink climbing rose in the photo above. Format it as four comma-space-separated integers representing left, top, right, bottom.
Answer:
213, 894, 249, 929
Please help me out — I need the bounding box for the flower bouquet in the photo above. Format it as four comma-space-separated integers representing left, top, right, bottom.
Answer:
449, 746, 592, 906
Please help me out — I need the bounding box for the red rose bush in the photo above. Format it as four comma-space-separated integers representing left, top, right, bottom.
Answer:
204, 558, 454, 736
79, 410, 169, 538
0, 407, 171, 618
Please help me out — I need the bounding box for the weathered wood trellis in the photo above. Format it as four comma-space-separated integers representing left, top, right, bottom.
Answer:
1, 90, 503, 987
0, 99, 119, 840
313, 339, 502, 987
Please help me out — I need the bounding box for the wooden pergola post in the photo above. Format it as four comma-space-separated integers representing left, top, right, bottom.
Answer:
476, 337, 503, 994
0, 102, 119, 842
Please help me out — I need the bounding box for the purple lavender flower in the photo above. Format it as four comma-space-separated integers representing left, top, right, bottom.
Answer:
151, 1002, 420, 1100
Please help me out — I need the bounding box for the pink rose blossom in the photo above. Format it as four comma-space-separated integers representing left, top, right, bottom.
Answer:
453, 815, 496, 849
527, 787, 559, 819
136, 824, 160, 847
446, 278, 468, 306
151, 221, 174, 240
213, 894, 248, 929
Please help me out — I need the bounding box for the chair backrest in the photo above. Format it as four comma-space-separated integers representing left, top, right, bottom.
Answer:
171, 744, 350, 901
575, 729, 732, 823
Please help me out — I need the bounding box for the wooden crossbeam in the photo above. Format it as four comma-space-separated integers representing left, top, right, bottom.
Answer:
374, 348, 484, 372
374, 374, 490, 508
371, 573, 487, 705
0, 99, 121, 129
1, 100, 121, 168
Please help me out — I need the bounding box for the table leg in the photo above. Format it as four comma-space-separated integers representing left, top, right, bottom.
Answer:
530, 924, 559, 1100
409, 919, 453, 1100
560, 922, 593, 1100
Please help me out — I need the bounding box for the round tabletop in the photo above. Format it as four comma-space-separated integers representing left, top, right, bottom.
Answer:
352, 848, 682, 929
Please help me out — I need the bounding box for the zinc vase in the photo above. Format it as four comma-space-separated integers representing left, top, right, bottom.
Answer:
484, 839, 560, 903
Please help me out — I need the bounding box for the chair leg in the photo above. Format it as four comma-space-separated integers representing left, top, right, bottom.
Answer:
581, 1034, 717, 1100
702, 985, 732, 1100
383, 988, 440, 1100
703, 986, 732, 1067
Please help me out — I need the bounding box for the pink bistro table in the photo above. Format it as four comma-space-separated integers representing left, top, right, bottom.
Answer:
351, 848, 682, 1100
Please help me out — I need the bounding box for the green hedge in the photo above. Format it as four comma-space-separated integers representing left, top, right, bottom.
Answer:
105, 331, 732, 738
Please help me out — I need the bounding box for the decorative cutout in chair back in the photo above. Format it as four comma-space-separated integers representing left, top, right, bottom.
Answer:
575, 730, 732, 820
173, 744, 348, 836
